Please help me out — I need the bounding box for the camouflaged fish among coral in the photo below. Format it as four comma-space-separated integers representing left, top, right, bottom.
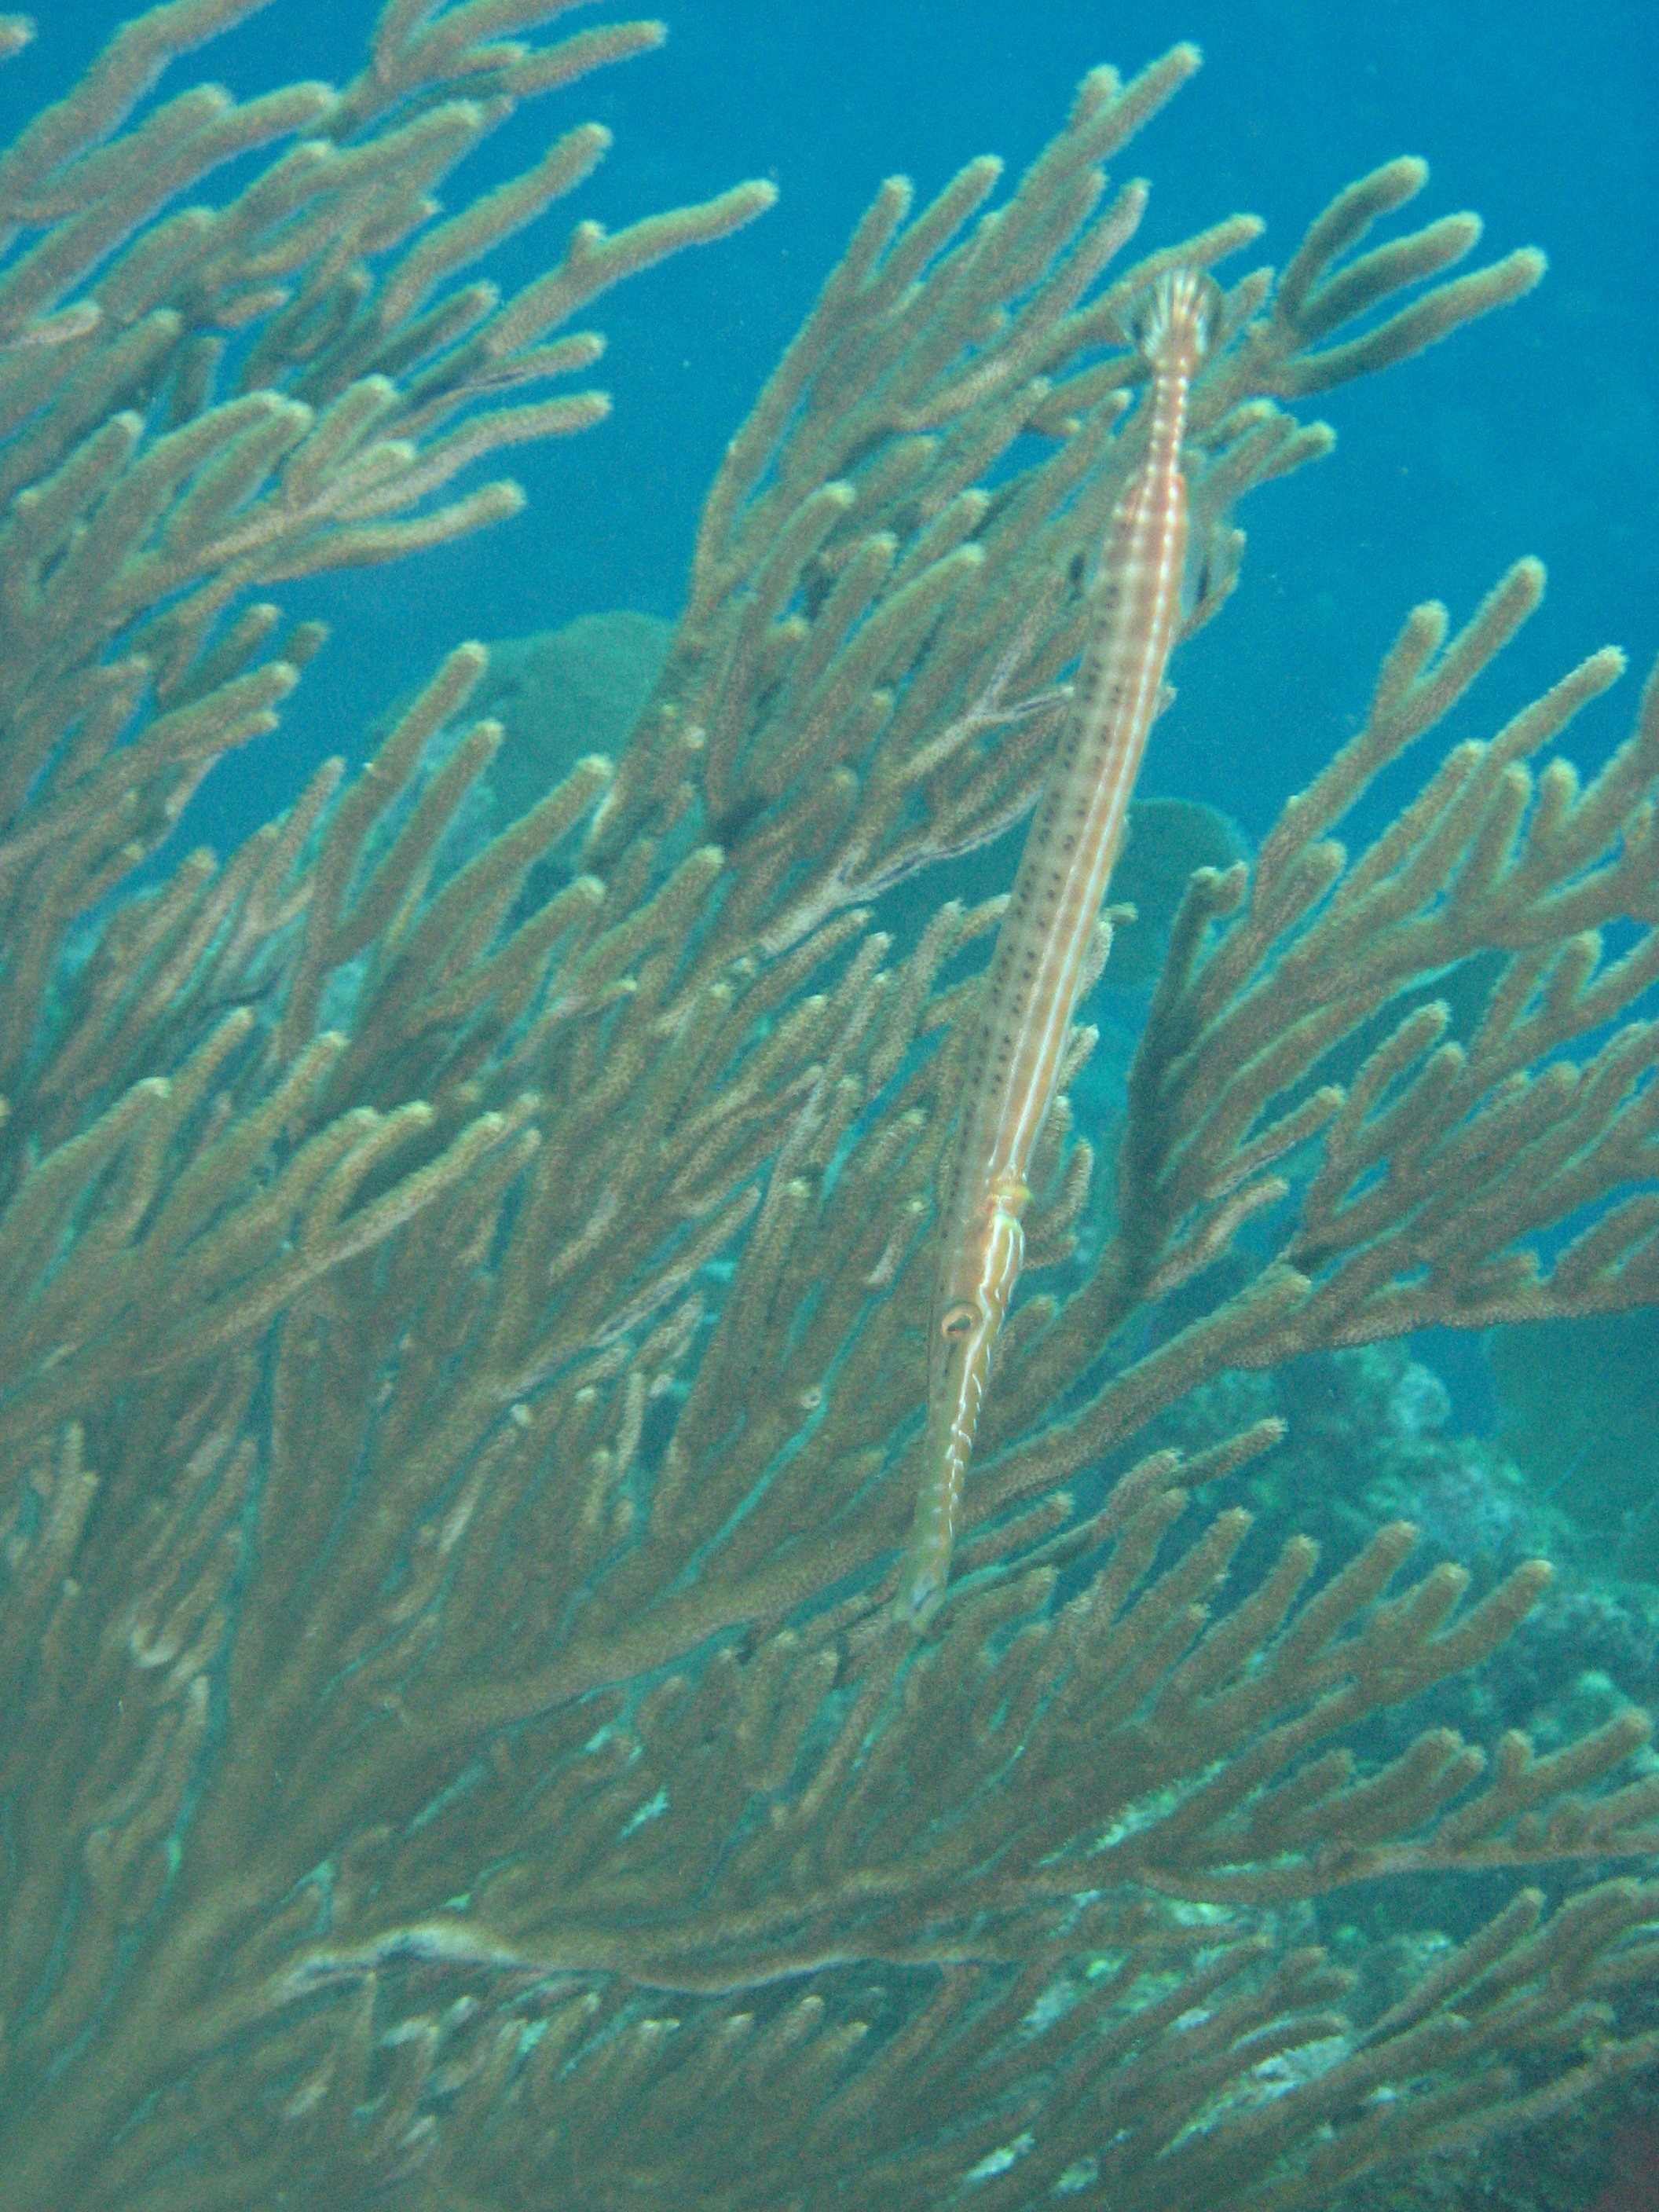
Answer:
0, 3, 1655, 2207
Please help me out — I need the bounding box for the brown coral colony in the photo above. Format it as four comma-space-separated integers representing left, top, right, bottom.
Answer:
0, 4, 1654, 2208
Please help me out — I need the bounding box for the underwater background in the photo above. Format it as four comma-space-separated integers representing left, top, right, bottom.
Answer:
4, 20, 1654, 1612
7, 0, 1657, 1678
1, 4, 1657, 2201
5, 0, 1654, 850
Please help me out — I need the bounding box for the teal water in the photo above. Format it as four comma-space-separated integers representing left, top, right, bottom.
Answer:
1, 7, 1654, 2193
5, 0, 1653, 856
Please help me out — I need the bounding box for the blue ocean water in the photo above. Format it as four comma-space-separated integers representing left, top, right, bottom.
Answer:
5, 0, 1654, 864
2, 13, 1657, 2188
8, 0, 1654, 1462
2, 0, 1655, 1447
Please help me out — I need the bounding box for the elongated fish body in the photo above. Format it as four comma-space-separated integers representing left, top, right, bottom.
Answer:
898, 267, 1220, 1624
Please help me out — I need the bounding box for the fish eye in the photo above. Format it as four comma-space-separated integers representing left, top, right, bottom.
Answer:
940, 1304, 976, 1343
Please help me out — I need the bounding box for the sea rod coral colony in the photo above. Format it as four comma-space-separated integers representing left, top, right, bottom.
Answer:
0, 5, 1655, 2207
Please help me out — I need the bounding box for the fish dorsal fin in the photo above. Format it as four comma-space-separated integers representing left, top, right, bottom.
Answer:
1180, 512, 1246, 636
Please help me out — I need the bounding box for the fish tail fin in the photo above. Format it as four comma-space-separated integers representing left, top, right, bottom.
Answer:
1126, 266, 1225, 372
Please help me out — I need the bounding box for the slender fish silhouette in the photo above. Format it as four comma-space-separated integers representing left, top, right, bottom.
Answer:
898, 266, 1222, 1624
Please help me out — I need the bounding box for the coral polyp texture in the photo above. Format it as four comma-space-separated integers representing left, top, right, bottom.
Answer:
0, 5, 1654, 2207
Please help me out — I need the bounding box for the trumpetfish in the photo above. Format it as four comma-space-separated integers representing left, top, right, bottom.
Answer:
898, 266, 1221, 1625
